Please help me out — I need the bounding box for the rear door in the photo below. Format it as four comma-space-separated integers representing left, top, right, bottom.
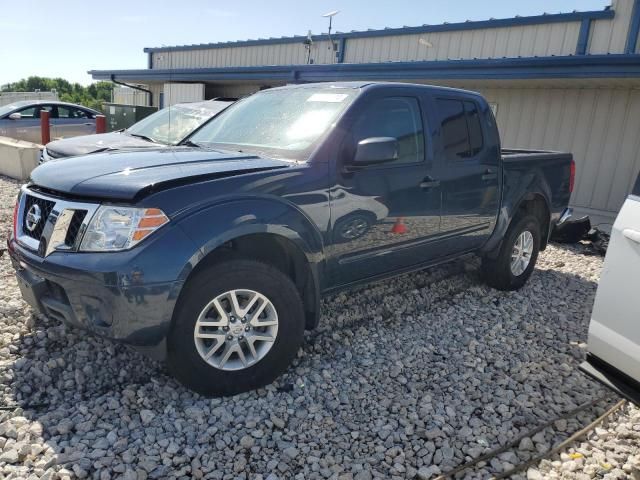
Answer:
581, 174, 640, 404
433, 96, 500, 252
52, 106, 95, 139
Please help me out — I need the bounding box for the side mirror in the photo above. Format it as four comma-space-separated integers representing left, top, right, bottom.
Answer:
8, 113, 21, 120
352, 137, 399, 166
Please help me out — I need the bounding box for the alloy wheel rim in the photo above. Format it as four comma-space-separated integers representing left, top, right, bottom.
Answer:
340, 217, 369, 239
193, 289, 278, 371
510, 230, 534, 276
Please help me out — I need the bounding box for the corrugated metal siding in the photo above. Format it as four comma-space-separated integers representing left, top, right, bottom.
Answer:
478, 86, 640, 216
148, 84, 163, 107
589, 0, 634, 53
344, 22, 582, 62
152, 40, 335, 69
112, 87, 149, 106
163, 83, 205, 106
152, 23, 582, 68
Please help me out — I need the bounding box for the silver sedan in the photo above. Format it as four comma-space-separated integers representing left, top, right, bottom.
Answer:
0, 100, 101, 144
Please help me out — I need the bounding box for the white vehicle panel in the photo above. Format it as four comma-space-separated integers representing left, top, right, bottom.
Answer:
588, 194, 640, 381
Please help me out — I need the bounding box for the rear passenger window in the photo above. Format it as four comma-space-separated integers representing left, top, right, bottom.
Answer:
437, 98, 485, 160
351, 97, 424, 164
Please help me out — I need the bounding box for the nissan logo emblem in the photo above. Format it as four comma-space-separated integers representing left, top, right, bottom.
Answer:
25, 204, 42, 232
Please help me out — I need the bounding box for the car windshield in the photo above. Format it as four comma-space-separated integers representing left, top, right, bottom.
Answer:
126, 103, 223, 145
189, 88, 358, 161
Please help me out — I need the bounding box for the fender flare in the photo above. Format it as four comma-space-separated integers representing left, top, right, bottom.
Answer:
172, 197, 324, 328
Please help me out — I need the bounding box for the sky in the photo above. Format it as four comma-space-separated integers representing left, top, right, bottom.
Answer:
0, 0, 611, 87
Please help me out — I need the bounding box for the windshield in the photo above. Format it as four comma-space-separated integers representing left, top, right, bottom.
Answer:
126, 103, 224, 145
189, 88, 358, 160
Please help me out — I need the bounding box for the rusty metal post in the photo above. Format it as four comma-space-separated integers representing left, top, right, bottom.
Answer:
40, 110, 50, 145
95, 115, 106, 134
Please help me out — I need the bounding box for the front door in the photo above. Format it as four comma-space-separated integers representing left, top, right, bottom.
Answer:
3, 106, 44, 143
328, 91, 442, 286
433, 96, 500, 252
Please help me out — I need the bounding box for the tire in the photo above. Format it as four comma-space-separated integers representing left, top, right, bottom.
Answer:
481, 215, 541, 291
167, 259, 305, 396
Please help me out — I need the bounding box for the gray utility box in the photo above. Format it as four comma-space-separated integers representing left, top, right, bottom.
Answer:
102, 103, 158, 132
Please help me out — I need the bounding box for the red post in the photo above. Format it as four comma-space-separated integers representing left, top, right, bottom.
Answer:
95, 115, 106, 134
40, 110, 50, 145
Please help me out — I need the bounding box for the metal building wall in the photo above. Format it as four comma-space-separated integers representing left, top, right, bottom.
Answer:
112, 87, 149, 106
148, 84, 163, 107
343, 22, 582, 63
477, 86, 640, 219
589, 0, 636, 53
152, 40, 336, 69
148, 0, 635, 70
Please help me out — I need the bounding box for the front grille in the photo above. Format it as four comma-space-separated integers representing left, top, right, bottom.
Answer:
22, 195, 55, 240
65, 210, 87, 246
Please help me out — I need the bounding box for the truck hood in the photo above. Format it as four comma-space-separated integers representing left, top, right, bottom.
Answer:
46, 132, 156, 158
30, 147, 291, 201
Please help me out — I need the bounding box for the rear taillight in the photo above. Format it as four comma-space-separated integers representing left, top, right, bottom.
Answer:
569, 159, 575, 193
12, 197, 19, 239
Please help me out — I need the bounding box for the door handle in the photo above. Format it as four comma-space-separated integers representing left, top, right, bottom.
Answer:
481, 168, 498, 181
623, 229, 640, 244
420, 176, 440, 189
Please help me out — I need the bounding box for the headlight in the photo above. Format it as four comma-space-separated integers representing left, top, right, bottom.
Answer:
79, 206, 169, 252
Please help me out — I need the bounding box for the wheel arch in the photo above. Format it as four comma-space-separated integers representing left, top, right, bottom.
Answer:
175, 224, 322, 333
513, 192, 551, 250
481, 188, 552, 258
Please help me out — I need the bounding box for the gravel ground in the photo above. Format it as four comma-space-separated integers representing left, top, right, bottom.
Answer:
0, 175, 638, 480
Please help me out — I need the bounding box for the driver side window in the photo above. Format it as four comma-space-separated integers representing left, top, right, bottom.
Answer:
351, 97, 425, 165
15, 107, 38, 119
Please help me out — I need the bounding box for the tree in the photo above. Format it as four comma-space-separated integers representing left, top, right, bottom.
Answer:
1, 77, 113, 111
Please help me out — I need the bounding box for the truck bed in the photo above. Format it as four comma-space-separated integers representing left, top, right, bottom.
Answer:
501, 148, 573, 164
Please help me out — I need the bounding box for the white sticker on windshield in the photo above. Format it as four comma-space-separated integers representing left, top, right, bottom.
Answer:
307, 93, 348, 103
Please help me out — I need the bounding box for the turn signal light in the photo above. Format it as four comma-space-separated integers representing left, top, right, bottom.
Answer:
132, 209, 169, 241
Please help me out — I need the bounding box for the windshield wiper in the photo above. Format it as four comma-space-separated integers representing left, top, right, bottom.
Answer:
128, 133, 158, 143
181, 140, 202, 148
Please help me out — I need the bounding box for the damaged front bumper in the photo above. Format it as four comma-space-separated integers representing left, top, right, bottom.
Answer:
7, 236, 185, 361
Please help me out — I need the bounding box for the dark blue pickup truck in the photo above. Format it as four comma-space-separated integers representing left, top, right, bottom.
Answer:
8, 82, 574, 396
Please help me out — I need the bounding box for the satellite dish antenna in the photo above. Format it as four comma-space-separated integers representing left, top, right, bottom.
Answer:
322, 10, 340, 63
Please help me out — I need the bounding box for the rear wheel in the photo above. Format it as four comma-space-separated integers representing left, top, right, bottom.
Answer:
481, 215, 541, 291
167, 259, 305, 396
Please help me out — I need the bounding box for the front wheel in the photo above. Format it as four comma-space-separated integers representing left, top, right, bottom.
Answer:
167, 259, 305, 396
481, 215, 541, 291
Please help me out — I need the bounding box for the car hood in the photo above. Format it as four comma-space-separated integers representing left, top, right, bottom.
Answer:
45, 132, 156, 158
30, 147, 291, 201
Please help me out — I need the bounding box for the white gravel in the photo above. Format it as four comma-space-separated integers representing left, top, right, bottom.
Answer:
0, 175, 637, 480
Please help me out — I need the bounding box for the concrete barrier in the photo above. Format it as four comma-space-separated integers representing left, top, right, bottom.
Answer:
0, 136, 41, 181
